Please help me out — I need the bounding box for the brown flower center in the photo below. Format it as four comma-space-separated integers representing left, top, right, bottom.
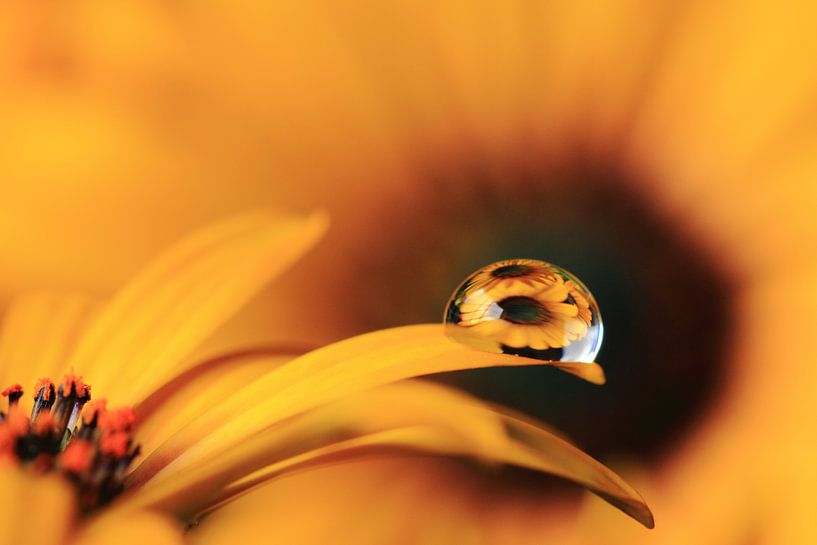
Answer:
497, 296, 551, 325
331, 160, 735, 469
490, 264, 533, 278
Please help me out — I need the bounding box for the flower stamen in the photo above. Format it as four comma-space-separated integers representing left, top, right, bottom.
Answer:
0, 375, 140, 510
32, 378, 56, 422
52, 374, 92, 447
2, 384, 24, 408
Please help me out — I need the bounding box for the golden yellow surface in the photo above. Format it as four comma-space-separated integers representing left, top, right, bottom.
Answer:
1, 0, 816, 543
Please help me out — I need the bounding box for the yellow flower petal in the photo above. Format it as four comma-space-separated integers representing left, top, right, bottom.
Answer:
535, 281, 569, 302
127, 324, 603, 489
70, 508, 184, 545
0, 292, 98, 408
67, 211, 328, 405
127, 381, 651, 528
632, 0, 817, 181
548, 361, 606, 385
186, 458, 480, 545
135, 347, 297, 461
0, 462, 75, 545
547, 302, 579, 317
502, 326, 529, 348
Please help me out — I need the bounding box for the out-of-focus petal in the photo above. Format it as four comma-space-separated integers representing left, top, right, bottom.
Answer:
0, 292, 98, 410
65, 211, 328, 405
0, 462, 74, 545
631, 0, 817, 185
126, 381, 651, 528
69, 508, 184, 545
186, 458, 484, 545
127, 324, 602, 487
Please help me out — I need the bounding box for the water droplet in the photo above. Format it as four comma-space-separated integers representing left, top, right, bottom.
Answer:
444, 259, 603, 362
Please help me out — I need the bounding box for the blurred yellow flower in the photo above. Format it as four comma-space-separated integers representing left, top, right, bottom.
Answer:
0, 213, 652, 544
1, 0, 816, 543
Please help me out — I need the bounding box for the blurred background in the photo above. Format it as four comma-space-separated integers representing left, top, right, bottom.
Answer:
1, 1, 816, 543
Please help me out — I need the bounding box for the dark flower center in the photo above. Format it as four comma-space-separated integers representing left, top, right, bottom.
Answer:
331, 159, 735, 470
497, 296, 550, 325
491, 264, 532, 278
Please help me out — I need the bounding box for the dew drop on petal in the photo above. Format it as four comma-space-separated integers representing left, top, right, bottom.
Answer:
443, 259, 603, 363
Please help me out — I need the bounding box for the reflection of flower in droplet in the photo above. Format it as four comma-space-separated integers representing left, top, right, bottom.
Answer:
565, 280, 593, 325
451, 260, 595, 351
468, 259, 560, 298
457, 277, 586, 350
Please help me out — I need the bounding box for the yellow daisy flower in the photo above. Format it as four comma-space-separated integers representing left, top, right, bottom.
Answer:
3, 1, 815, 543
0, 212, 652, 543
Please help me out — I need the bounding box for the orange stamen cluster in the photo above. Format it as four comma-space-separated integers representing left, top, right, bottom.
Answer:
0, 375, 141, 510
